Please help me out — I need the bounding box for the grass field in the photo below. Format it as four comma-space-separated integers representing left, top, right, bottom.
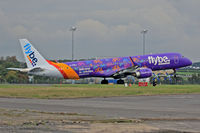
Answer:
0, 84, 199, 99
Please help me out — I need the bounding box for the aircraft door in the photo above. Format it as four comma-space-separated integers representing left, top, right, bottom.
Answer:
174, 55, 179, 64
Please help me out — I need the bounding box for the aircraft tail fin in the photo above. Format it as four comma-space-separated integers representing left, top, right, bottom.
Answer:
19, 39, 49, 68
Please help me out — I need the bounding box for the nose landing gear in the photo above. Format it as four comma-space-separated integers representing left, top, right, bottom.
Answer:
152, 79, 157, 86
173, 69, 177, 84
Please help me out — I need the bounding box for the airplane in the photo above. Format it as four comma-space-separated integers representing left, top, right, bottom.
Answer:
7, 39, 192, 85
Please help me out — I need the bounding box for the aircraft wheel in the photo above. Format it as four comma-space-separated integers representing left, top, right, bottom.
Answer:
153, 80, 157, 86
117, 79, 124, 84
101, 80, 108, 84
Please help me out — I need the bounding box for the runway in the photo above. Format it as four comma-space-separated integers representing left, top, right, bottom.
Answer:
0, 94, 200, 119
1, 94, 200, 132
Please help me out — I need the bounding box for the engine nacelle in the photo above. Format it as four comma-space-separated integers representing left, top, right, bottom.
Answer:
133, 68, 152, 78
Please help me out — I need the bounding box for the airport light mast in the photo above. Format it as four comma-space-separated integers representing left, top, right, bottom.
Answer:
141, 29, 148, 55
70, 26, 77, 61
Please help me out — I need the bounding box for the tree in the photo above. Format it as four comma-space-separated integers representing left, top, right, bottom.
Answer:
5, 71, 18, 83
188, 74, 200, 84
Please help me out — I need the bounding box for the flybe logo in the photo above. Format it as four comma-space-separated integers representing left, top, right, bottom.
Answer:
148, 56, 170, 65
24, 43, 38, 67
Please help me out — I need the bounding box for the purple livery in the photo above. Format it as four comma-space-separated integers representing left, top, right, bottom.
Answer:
8, 39, 192, 85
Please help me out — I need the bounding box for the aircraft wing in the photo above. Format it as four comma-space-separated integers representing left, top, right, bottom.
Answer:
112, 66, 138, 79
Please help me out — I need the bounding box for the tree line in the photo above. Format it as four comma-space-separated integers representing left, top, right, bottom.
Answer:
0, 56, 28, 83
0, 56, 199, 84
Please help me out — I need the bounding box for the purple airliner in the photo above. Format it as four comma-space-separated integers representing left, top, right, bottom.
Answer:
8, 39, 192, 85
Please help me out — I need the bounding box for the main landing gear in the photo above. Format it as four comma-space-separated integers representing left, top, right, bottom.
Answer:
117, 79, 124, 84
101, 78, 125, 84
101, 78, 108, 84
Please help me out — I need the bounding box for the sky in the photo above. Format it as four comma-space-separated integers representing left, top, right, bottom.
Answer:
0, 0, 199, 62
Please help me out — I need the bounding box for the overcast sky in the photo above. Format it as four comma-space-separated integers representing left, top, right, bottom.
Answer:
0, 0, 199, 61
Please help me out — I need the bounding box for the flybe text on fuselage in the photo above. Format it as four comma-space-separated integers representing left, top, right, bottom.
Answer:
148, 56, 170, 66
24, 43, 38, 67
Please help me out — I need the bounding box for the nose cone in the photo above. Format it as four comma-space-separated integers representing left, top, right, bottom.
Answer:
184, 57, 192, 66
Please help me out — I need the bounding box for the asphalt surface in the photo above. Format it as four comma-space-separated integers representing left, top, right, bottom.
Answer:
0, 94, 200, 118
0, 94, 200, 132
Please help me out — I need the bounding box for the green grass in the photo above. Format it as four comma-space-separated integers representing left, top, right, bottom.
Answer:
0, 84, 199, 99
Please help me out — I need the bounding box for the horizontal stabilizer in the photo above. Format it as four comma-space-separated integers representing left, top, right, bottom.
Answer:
29, 67, 45, 73
7, 67, 44, 73
7, 68, 31, 72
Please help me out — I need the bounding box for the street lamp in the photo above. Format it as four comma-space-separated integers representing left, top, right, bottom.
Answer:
70, 26, 77, 61
141, 29, 148, 55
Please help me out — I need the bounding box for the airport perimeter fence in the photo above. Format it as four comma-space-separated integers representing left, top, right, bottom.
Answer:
1, 56, 200, 85
1, 76, 200, 85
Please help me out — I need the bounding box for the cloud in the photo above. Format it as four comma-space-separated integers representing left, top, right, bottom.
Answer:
76, 19, 109, 40
0, 0, 199, 61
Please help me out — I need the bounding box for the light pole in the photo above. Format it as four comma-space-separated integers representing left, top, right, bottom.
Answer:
141, 29, 148, 55
70, 26, 77, 61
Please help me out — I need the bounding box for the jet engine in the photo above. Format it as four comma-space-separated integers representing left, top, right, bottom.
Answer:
133, 68, 152, 78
